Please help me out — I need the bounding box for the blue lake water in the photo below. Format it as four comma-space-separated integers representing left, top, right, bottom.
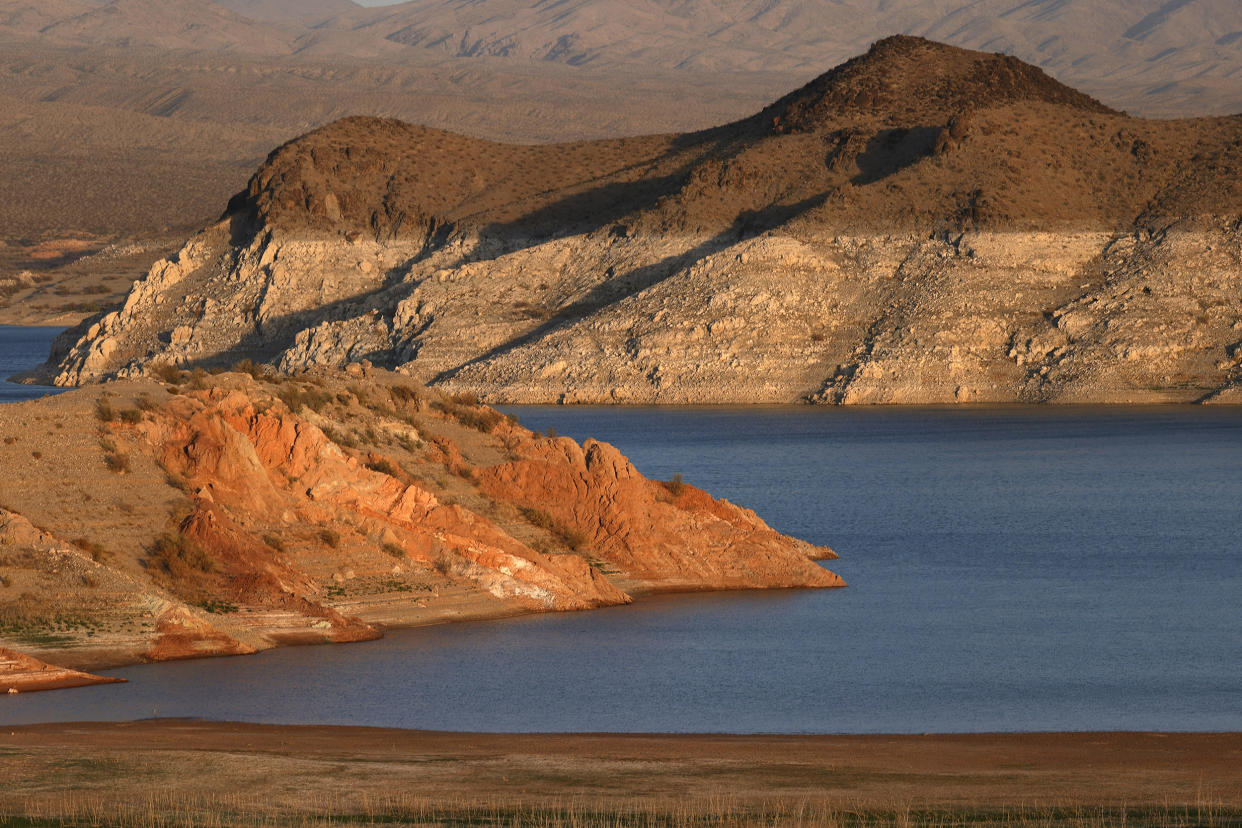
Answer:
0, 325, 67, 402
2, 327, 1241, 732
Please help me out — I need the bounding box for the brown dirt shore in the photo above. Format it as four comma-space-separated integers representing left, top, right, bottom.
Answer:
2, 721, 1241, 825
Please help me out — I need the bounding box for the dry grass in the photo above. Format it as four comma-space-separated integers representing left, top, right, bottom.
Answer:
1, 793, 1239, 828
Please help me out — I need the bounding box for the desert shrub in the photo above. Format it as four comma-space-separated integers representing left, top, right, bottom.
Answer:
432, 551, 457, 574
118, 408, 142, 424
381, 542, 405, 559
395, 433, 422, 453
104, 452, 130, 473
322, 427, 358, 449
30, 450, 41, 460
666, 473, 686, 497
152, 532, 213, 573
185, 369, 213, 391
3, 436, 16, 445
95, 399, 116, 422
518, 506, 588, 551
546, 426, 558, 439
365, 458, 399, 477
346, 385, 370, 407
72, 538, 111, 563
149, 363, 184, 383
432, 399, 504, 433
278, 386, 333, 414
261, 534, 286, 553
196, 599, 239, 614
318, 528, 340, 549
82, 574, 99, 588
135, 394, 157, 412
389, 384, 421, 406
231, 358, 267, 379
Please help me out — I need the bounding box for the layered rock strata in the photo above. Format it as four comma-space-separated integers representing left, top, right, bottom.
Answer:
36, 36, 1242, 404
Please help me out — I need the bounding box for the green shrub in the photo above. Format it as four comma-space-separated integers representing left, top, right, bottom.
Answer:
666, 473, 686, 497
119, 408, 143, 424
261, 534, 286, 553
104, 452, 130, 473
318, 528, 340, 549
381, 542, 405, 559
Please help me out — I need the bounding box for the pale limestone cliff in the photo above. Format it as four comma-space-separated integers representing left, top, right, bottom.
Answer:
41, 220, 1242, 404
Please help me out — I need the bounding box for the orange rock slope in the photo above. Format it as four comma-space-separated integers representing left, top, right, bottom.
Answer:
0, 647, 122, 694
0, 367, 841, 688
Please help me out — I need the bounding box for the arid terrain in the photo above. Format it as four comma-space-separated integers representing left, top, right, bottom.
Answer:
0, 362, 839, 692
36, 36, 1242, 404
2, 723, 1241, 827
2, 0, 1241, 331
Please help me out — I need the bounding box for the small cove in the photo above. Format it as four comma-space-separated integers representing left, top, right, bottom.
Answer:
1, 328, 1240, 732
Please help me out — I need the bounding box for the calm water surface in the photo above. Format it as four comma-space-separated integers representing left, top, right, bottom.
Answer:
0, 325, 66, 401
2, 328, 1240, 731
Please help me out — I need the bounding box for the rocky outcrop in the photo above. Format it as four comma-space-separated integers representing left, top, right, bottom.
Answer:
0, 647, 122, 694
34, 37, 1242, 404
0, 370, 840, 685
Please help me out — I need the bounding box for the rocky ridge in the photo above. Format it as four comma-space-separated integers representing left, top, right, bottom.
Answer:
0, 366, 840, 690
37, 37, 1242, 404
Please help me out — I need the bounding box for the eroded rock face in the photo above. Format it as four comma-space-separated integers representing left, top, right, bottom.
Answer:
0, 372, 840, 683
33, 38, 1242, 402
42, 222, 1242, 404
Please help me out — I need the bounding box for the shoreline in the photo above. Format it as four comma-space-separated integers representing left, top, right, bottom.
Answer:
3, 721, 1241, 819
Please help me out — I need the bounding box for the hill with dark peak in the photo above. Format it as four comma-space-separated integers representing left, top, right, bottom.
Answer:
227, 37, 1240, 242
42, 38, 1242, 407
762, 35, 1117, 132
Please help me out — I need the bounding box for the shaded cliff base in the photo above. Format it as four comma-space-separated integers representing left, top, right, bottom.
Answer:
3, 722, 1241, 827
0, 365, 839, 691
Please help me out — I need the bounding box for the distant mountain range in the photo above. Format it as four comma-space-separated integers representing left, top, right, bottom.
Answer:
4, 0, 1240, 115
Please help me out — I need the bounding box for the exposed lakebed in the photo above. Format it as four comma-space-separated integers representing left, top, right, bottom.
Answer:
2, 329, 1241, 732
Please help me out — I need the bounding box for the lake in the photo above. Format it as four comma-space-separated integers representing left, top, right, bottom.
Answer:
2, 328, 1241, 732
0, 325, 67, 402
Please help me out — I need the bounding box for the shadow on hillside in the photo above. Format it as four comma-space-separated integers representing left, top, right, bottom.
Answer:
430, 193, 827, 385
122, 122, 800, 378
851, 126, 941, 185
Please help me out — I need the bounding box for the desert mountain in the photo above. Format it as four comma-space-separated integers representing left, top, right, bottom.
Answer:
0, 366, 840, 691
2, 0, 1240, 116
41, 37, 1242, 405
228, 0, 1242, 115
3, 0, 1240, 260
214, 0, 360, 24
31, 0, 300, 53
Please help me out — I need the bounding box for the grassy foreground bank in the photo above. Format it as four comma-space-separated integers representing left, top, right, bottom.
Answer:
2, 722, 1240, 827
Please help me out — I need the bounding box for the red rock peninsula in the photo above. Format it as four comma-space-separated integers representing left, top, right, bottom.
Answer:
0, 365, 841, 691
